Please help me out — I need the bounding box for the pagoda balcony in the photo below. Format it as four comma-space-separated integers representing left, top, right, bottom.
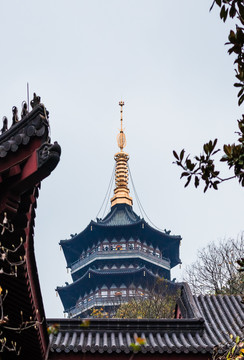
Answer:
67, 294, 147, 318
70, 249, 171, 274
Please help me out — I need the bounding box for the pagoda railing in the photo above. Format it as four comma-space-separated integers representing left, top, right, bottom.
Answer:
70, 249, 171, 274
67, 294, 146, 318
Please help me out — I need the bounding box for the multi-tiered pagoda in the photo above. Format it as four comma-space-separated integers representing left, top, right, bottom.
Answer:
57, 102, 181, 318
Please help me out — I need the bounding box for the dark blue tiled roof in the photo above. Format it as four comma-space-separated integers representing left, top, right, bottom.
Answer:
57, 267, 172, 310
97, 204, 141, 226
48, 284, 244, 355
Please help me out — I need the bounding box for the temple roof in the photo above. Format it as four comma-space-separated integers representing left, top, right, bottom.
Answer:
96, 204, 141, 226
0, 104, 48, 158
60, 205, 181, 269
0, 96, 61, 359
48, 284, 244, 355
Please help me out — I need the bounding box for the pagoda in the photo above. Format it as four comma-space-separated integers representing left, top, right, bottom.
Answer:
57, 102, 181, 318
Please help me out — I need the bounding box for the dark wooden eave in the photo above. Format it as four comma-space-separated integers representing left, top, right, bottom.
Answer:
0, 102, 61, 359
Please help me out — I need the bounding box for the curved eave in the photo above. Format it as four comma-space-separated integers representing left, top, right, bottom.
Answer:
59, 221, 94, 266
0, 104, 47, 142
57, 267, 177, 310
60, 219, 182, 268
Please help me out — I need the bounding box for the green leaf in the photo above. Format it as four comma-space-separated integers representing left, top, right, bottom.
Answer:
180, 172, 189, 178
220, 5, 226, 19
228, 30, 236, 43
223, 7, 228, 22
194, 176, 199, 188
173, 150, 179, 160
184, 176, 191, 188
229, 5, 236, 18
212, 181, 219, 190
223, 144, 232, 157
216, 0, 221, 7
203, 144, 209, 154
238, 93, 244, 106
234, 83, 243, 87
180, 149, 185, 161
130, 343, 141, 352
238, 87, 244, 97
238, 3, 244, 19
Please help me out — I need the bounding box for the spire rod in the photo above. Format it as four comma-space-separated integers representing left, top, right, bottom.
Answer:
110, 101, 133, 208
119, 100, 124, 132
117, 101, 126, 151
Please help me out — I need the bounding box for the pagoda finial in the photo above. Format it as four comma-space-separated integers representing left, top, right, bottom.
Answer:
111, 101, 133, 208
117, 101, 126, 151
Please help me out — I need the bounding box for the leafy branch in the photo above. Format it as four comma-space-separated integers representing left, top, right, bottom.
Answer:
174, 0, 244, 190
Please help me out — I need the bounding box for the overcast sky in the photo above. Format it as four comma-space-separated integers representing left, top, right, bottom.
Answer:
0, 1, 243, 318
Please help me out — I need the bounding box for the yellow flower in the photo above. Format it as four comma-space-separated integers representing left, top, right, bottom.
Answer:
80, 319, 90, 328
136, 337, 146, 345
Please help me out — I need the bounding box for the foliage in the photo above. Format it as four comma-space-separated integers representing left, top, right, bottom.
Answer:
130, 337, 147, 352
184, 235, 244, 295
90, 307, 108, 318
47, 323, 60, 335
212, 334, 244, 360
0, 235, 42, 354
174, 0, 244, 190
114, 278, 180, 319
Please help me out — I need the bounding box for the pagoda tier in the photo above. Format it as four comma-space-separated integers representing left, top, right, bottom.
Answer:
58, 203, 181, 318
57, 267, 181, 318
60, 204, 181, 276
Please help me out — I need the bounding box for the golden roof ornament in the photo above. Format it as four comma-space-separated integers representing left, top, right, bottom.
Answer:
110, 101, 133, 208
117, 101, 126, 151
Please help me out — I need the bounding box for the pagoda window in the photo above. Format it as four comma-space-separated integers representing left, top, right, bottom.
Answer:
120, 284, 127, 295
136, 243, 142, 250
91, 247, 96, 254
155, 251, 160, 258
101, 290, 107, 297
128, 243, 134, 250
110, 284, 117, 296
148, 245, 153, 254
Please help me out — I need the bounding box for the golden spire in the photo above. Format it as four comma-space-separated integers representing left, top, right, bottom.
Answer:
110, 101, 133, 208
117, 101, 126, 151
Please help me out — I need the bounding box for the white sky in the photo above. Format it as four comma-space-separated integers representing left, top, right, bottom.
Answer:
0, 1, 243, 318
